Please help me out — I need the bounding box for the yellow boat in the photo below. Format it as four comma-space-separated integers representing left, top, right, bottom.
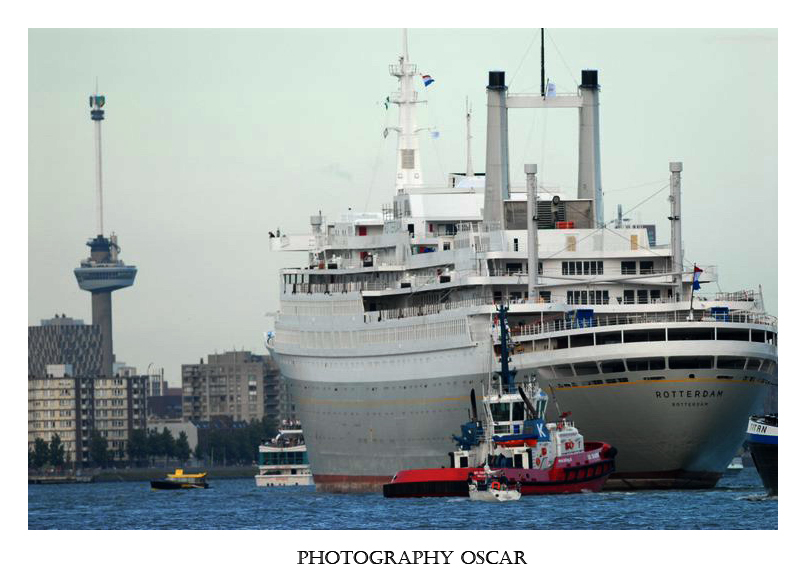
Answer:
150, 469, 209, 490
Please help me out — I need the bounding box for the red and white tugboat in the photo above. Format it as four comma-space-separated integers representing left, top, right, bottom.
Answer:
383, 305, 617, 498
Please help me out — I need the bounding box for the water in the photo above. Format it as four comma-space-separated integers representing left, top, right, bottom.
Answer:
28, 467, 776, 530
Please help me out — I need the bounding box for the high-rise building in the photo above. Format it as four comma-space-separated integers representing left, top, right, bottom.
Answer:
73, 91, 137, 377
28, 315, 103, 377
28, 372, 147, 465
181, 351, 281, 427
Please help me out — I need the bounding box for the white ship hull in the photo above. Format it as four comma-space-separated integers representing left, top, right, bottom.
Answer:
274, 313, 777, 492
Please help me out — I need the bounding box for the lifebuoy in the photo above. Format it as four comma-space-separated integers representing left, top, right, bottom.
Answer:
565, 441, 575, 450
491, 481, 501, 490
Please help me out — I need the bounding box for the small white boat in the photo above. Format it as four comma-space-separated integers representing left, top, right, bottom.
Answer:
255, 424, 314, 487
468, 467, 521, 502
725, 456, 744, 473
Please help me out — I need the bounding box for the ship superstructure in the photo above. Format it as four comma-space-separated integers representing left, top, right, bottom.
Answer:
267, 34, 777, 492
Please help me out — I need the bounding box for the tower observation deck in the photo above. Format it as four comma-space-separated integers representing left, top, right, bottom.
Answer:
74, 91, 137, 377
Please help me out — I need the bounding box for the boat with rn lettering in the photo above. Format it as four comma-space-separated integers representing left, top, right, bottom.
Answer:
747, 414, 777, 496
266, 30, 778, 492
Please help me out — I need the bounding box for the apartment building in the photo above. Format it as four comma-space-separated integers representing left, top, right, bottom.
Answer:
28, 370, 147, 465
181, 351, 281, 427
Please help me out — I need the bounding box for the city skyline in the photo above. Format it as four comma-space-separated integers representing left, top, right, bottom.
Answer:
28, 28, 778, 385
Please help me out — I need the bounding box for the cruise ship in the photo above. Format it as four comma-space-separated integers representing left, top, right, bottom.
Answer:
266, 32, 778, 492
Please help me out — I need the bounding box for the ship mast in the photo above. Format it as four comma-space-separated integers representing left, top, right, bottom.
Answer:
388, 29, 424, 191
465, 97, 473, 177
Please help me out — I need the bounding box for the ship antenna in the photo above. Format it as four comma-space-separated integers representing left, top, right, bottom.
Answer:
465, 97, 473, 177
540, 28, 545, 98
90, 78, 105, 237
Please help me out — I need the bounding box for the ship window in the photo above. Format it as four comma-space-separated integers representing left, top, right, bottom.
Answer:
668, 328, 714, 341
669, 356, 713, 369
573, 362, 599, 376
562, 261, 603, 275
640, 261, 654, 275
750, 330, 765, 343
626, 357, 666, 371
490, 403, 510, 423
637, 289, 649, 304
512, 401, 525, 421
506, 262, 523, 275
600, 360, 626, 373
716, 328, 750, 341
554, 364, 574, 377
623, 329, 665, 343
621, 261, 636, 275
460, 456, 468, 468
717, 356, 747, 369
570, 333, 594, 348
623, 290, 635, 304
551, 336, 568, 350
746, 358, 762, 371
596, 331, 622, 345
538, 291, 551, 303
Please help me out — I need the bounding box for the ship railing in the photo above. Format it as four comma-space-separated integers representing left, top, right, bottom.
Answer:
365, 294, 494, 322
712, 289, 758, 302
507, 292, 762, 307
504, 310, 777, 339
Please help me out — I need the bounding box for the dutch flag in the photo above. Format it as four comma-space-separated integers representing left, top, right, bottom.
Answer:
422, 74, 435, 87
693, 265, 703, 290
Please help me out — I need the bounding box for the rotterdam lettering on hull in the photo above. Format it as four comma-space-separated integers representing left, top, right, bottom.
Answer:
655, 390, 724, 399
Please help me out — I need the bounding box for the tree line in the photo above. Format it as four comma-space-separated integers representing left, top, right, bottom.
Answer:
29, 416, 278, 469
193, 416, 278, 465
28, 435, 66, 469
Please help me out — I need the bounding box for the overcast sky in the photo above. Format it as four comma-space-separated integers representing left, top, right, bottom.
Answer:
28, 28, 777, 385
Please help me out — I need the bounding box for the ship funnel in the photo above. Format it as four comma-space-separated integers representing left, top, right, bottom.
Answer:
578, 69, 603, 226
483, 71, 510, 227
